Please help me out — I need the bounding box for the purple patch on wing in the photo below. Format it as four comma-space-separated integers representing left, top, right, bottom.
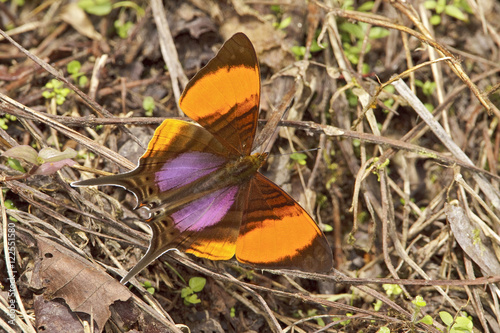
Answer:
171, 186, 238, 232
155, 152, 226, 192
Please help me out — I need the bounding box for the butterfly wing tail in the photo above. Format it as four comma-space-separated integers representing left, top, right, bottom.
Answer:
120, 215, 177, 284
71, 174, 128, 187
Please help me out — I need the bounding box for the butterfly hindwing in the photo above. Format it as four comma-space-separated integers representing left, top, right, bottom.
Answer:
121, 183, 245, 283
179, 33, 260, 155
236, 173, 333, 272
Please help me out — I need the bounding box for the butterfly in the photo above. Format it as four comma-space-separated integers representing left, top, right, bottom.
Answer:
72, 33, 333, 284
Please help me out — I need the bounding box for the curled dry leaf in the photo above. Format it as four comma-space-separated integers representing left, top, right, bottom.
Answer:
60, 3, 103, 41
446, 203, 500, 276
30, 237, 131, 332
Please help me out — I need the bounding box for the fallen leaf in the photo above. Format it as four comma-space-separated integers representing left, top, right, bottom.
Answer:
34, 295, 99, 333
60, 3, 103, 41
31, 236, 131, 331
446, 203, 500, 276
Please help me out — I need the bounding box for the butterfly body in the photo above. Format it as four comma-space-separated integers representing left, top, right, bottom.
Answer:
73, 33, 333, 283
149, 150, 267, 214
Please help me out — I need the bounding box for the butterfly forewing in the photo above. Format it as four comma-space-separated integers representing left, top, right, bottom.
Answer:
179, 33, 260, 156
72, 119, 230, 208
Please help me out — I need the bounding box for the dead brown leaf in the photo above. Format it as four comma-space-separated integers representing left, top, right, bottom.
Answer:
30, 236, 131, 331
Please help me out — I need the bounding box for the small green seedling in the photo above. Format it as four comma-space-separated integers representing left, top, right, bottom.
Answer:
290, 152, 307, 166
181, 277, 206, 305
0, 114, 16, 130
4, 198, 18, 222
415, 80, 437, 96
67, 60, 88, 87
142, 96, 155, 117
42, 79, 71, 105
274, 16, 291, 30
373, 299, 383, 311
383, 284, 403, 298
411, 295, 434, 325
440, 311, 473, 333
306, 309, 325, 327
424, 0, 470, 25
142, 280, 155, 295
291, 38, 326, 60
114, 20, 134, 38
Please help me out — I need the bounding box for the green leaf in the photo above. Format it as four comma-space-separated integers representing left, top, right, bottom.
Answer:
60, 88, 71, 97
445, 5, 467, 21
291, 45, 306, 60
114, 20, 134, 39
55, 95, 66, 105
383, 284, 403, 297
383, 85, 395, 93
373, 299, 383, 311
42, 91, 54, 99
290, 152, 307, 164
270, 5, 281, 14
4, 199, 17, 209
189, 277, 206, 292
184, 294, 201, 304
48, 79, 63, 89
418, 315, 433, 325
315, 317, 325, 327
341, 0, 354, 10
439, 311, 454, 326
376, 327, 390, 333
430, 14, 441, 25
142, 96, 155, 113
7, 158, 26, 173
78, 0, 112, 16
339, 22, 364, 40
277, 16, 291, 30
67, 60, 81, 74
357, 1, 374, 12
436, 0, 446, 13
412, 295, 426, 307
79, 76, 88, 87
180, 287, 193, 298
310, 39, 326, 53
0, 119, 8, 129
323, 224, 333, 232
424, 0, 437, 9
369, 27, 390, 39
454, 316, 473, 330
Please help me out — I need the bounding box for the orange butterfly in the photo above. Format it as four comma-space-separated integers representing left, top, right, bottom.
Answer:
73, 33, 332, 283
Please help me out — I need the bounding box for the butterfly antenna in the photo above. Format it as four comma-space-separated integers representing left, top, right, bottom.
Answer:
254, 86, 296, 153
279, 147, 321, 156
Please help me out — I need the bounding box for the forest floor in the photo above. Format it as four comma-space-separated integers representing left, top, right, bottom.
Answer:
0, 0, 499, 332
